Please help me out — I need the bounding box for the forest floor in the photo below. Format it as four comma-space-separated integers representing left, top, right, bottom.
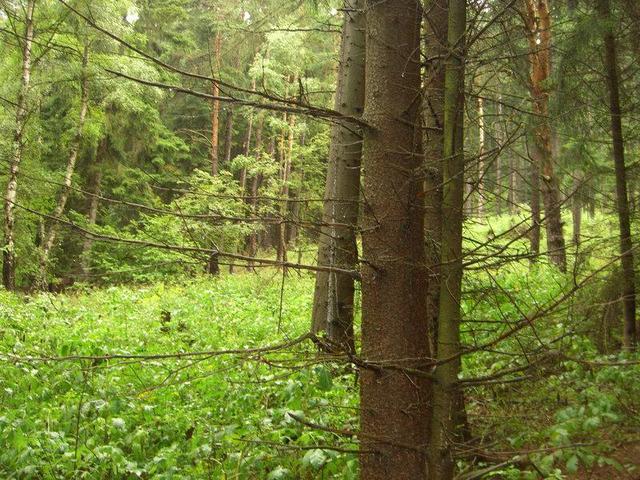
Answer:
570, 441, 640, 479
1, 269, 639, 479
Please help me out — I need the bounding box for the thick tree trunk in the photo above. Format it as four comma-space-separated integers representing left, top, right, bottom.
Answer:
598, 0, 637, 348
39, 44, 90, 285
81, 137, 107, 278
423, 0, 448, 358
428, 0, 466, 478
3, 0, 35, 291
523, 0, 567, 271
311, 0, 365, 352
359, 1, 429, 479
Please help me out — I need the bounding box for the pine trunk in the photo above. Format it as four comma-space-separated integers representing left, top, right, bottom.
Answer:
428, 0, 466, 477
359, 1, 429, 478
598, 0, 637, 348
224, 108, 234, 165
210, 32, 221, 177
207, 32, 222, 274
477, 95, 485, 218
423, 0, 447, 362
311, 0, 365, 352
524, 0, 566, 271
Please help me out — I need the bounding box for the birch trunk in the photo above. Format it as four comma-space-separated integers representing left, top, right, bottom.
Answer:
3, 0, 36, 290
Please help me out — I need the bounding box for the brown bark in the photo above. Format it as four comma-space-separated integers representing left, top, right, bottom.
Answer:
359, 1, 429, 479
210, 32, 221, 176
597, 0, 637, 348
495, 97, 504, 215
3, 0, 35, 290
206, 31, 222, 274
246, 115, 263, 268
523, 0, 567, 271
224, 108, 234, 165
311, 0, 365, 352
423, 0, 447, 363
477, 94, 485, 218
529, 138, 542, 258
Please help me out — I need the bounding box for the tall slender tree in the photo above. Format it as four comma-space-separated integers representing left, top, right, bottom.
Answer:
311, 0, 365, 352
428, 0, 466, 477
597, 0, 637, 348
423, 0, 448, 357
3, 0, 35, 290
522, 0, 567, 271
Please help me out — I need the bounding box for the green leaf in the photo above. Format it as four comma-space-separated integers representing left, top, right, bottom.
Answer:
267, 466, 290, 480
566, 454, 579, 473
302, 449, 327, 469
316, 367, 333, 391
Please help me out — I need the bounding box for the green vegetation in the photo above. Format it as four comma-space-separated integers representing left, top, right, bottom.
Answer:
2, 0, 640, 478
1, 248, 638, 478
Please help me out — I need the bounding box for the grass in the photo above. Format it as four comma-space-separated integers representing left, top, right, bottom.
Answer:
1, 234, 638, 479
0, 273, 358, 479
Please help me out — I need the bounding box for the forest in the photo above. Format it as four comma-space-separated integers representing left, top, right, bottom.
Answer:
0, 0, 639, 478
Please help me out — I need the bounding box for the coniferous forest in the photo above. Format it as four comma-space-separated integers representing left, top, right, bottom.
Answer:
1, 0, 640, 478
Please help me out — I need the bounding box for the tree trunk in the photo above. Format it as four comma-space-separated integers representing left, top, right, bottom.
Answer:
246, 115, 263, 269
523, 0, 567, 271
311, 0, 365, 352
210, 32, 221, 177
3, 0, 35, 291
477, 94, 485, 218
81, 137, 107, 278
207, 31, 222, 274
428, 0, 466, 478
529, 138, 542, 259
495, 97, 504, 215
39, 44, 90, 285
423, 0, 447, 360
509, 155, 517, 214
276, 111, 294, 268
224, 108, 234, 165
240, 83, 255, 193
597, 0, 637, 349
572, 171, 582, 246
359, 1, 429, 479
